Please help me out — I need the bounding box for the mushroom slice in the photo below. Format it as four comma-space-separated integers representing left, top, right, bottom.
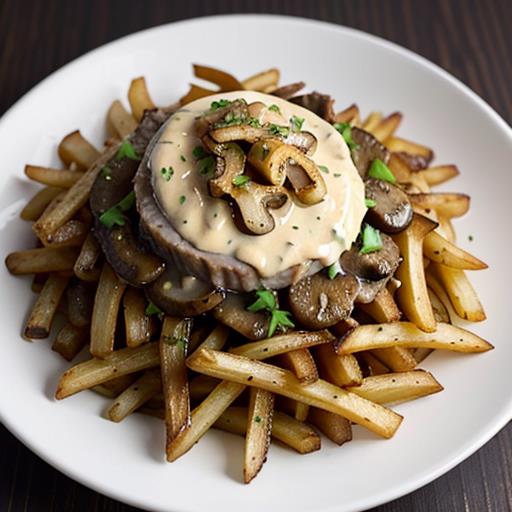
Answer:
351, 127, 390, 178
209, 124, 270, 144
289, 272, 360, 329
195, 99, 249, 137
289, 92, 336, 123
247, 140, 288, 186
364, 178, 413, 233
146, 267, 225, 317
284, 131, 318, 155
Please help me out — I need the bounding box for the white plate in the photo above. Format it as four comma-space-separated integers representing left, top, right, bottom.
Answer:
0, 14, 511, 512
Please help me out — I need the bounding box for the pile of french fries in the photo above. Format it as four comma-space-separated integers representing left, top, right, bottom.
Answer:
5, 65, 493, 483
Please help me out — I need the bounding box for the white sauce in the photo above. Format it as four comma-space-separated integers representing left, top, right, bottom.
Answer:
150, 91, 366, 278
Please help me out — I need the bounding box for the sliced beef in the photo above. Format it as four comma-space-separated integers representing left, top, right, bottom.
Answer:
289, 92, 336, 123
272, 82, 306, 99
351, 127, 390, 178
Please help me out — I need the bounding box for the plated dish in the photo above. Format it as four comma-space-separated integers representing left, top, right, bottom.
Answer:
0, 15, 510, 512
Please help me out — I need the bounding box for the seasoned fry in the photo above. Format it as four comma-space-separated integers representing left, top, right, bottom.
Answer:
393, 213, 438, 332
386, 136, 433, 160
128, 77, 156, 122
66, 280, 94, 327
387, 153, 412, 183
426, 274, 453, 323
338, 322, 493, 354
245, 388, 274, 483
74, 233, 102, 281
92, 374, 138, 398
24, 274, 69, 339
44, 220, 88, 248
334, 103, 360, 125
6, 246, 78, 275
293, 402, 310, 422
427, 263, 486, 322
437, 216, 456, 243
358, 288, 401, 323
230, 330, 334, 360
424, 231, 487, 270
373, 112, 402, 142
187, 349, 403, 439
52, 323, 88, 361
314, 343, 363, 387
417, 165, 459, 186
371, 347, 418, 372
193, 64, 242, 91
20, 186, 63, 221
180, 84, 216, 104
107, 369, 162, 422
362, 111, 383, 133
55, 342, 160, 399
31, 273, 47, 293
58, 130, 100, 170
195, 324, 229, 352
242, 68, 280, 91
107, 100, 137, 138
189, 374, 219, 402
409, 192, 470, 219
24, 165, 84, 188
167, 380, 246, 462
160, 317, 193, 451
359, 352, 390, 376
90, 263, 127, 358
309, 408, 352, 446
123, 287, 152, 347
346, 371, 443, 404
278, 348, 318, 384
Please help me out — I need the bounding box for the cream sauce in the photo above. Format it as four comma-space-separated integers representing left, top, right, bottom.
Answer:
150, 91, 366, 278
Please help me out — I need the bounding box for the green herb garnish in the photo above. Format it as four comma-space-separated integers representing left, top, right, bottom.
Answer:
197, 155, 215, 176
99, 191, 135, 229
161, 167, 174, 181
268, 104, 281, 113
254, 415, 262, 423
368, 159, 396, 184
232, 175, 251, 187
268, 310, 295, 338
145, 301, 163, 316
327, 262, 342, 280
248, 117, 261, 128
365, 198, 377, 208
290, 115, 305, 132
210, 99, 231, 111
333, 122, 357, 150
319, 165, 329, 174
360, 224, 382, 254
101, 166, 112, 181
180, 154, 186, 162
247, 290, 277, 312
269, 124, 290, 137
247, 289, 295, 337
468, 235, 474, 242
192, 146, 208, 160
115, 140, 140, 161
179, 195, 186, 205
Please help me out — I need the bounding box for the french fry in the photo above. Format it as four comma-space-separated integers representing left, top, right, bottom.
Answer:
195, 324, 229, 352
215, 407, 321, 454
24, 274, 69, 339
387, 153, 412, 183
180, 84, 217, 104
338, 322, 493, 354
128, 77, 156, 122
334, 104, 360, 125
107, 369, 162, 422
230, 330, 334, 360
189, 374, 219, 402
314, 343, 363, 387
52, 323, 88, 361
242, 68, 280, 91
160, 317, 193, 451
373, 112, 402, 142
92, 374, 138, 398
107, 100, 137, 138
386, 136, 433, 160
123, 287, 152, 347
437, 216, 456, 243
43, 220, 88, 248
193, 64, 242, 91
167, 380, 246, 462
187, 349, 403, 439
294, 402, 310, 422
31, 273, 47, 293
245, 388, 274, 483
393, 213, 438, 332
55, 342, 160, 399
370, 347, 418, 372
405, 173, 431, 193
309, 408, 352, 446
6, 246, 79, 275
362, 112, 383, 133
20, 187, 64, 221
58, 130, 100, 170
90, 263, 127, 358
359, 352, 390, 376
66, 280, 94, 327
417, 165, 459, 186
426, 275, 453, 323
358, 288, 401, 323
346, 371, 443, 404
409, 193, 470, 219
74, 233, 102, 281
278, 348, 318, 384
423, 231, 487, 270
427, 263, 486, 322
24, 165, 84, 188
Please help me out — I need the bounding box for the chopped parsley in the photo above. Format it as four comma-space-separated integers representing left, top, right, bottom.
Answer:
333, 122, 357, 150
268, 310, 295, 338
268, 104, 281, 113
197, 155, 215, 177
99, 191, 135, 229
254, 415, 262, 423
145, 301, 163, 316
365, 198, 377, 208
115, 140, 140, 161
210, 99, 231, 111
192, 145, 208, 160
333, 172, 342, 178
319, 165, 329, 174
247, 290, 276, 312
292, 225, 299, 230
327, 261, 342, 280
101, 166, 112, 181
161, 167, 174, 181
360, 224, 382, 254
368, 159, 396, 183
269, 124, 290, 137
180, 154, 186, 162
232, 175, 251, 187
468, 235, 474, 242
248, 117, 261, 128
163, 334, 186, 350
179, 195, 186, 205
247, 289, 295, 337
290, 115, 305, 132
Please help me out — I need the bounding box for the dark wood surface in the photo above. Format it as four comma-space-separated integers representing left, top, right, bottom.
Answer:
1, 1, 511, 511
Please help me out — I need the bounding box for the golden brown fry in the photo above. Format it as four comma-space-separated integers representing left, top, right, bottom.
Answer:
373, 112, 402, 142
338, 322, 493, 354
314, 343, 363, 387
187, 349, 403, 439
387, 153, 412, 183
193, 64, 242, 91
107, 100, 137, 138
58, 130, 100, 170
66, 280, 94, 327
359, 352, 390, 376
370, 347, 418, 372
52, 323, 88, 361
309, 408, 352, 446
358, 288, 401, 323
6, 246, 78, 275
160, 317, 192, 451
128, 77, 156, 122
426, 277, 453, 324
427, 263, 486, 322
278, 348, 318, 384
334, 103, 360, 124
242, 68, 280, 91
409, 192, 470, 219
123, 287, 152, 348
386, 136, 433, 160
417, 165, 460, 186
20, 187, 64, 221
90, 264, 127, 358
55, 342, 160, 399
24, 165, 84, 188
293, 402, 310, 422
92, 374, 138, 398
31, 273, 47, 293
180, 84, 217, 104
195, 324, 230, 352
24, 274, 69, 339
74, 233, 102, 281
361, 111, 383, 133
43, 220, 88, 248
230, 330, 334, 360
167, 380, 246, 462
423, 231, 487, 270
107, 369, 162, 422
393, 213, 438, 332
245, 388, 274, 483
189, 374, 219, 402
346, 371, 443, 404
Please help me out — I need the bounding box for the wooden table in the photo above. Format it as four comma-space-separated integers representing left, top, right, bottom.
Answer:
0, 1, 510, 510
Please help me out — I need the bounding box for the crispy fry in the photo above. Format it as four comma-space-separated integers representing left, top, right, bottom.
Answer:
189, 374, 219, 402
24, 165, 84, 188
358, 288, 401, 323
107, 369, 162, 422
386, 136, 433, 160
346, 371, 443, 404
373, 112, 402, 142
309, 408, 352, 446
180, 84, 216, 104
293, 402, 310, 422
128, 77, 156, 122
245, 388, 274, 483
230, 330, 334, 360
437, 216, 456, 243
123, 287, 152, 347
52, 323, 88, 361
195, 324, 229, 352
31, 273, 47, 293
338, 322, 493, 354
74, 233, 102, 281
43, 220, 88, 248
20, 186, 64, 221
66, 279, 94, 327
90, 263, 127, 358
370, 347, 418, 372
193, 64, 242, 91
92, 374, 138, 398
426, 276, 453, 324
107, 100, 137, 138
278, 348, 318, 384
55, 342, 160, 399
417, 165, 460, 186
314, 343, 363, 387
6, 246, 79, 275
187, 349, 403, 439
24, 274, 69, 339
58, 130, 100, 170
333, 104, 360, 125
242, 68, 280, 91
409, 192, 470, 219
387, 153, 412, 183
359, 352, 390, 376
361, 112, 383, 133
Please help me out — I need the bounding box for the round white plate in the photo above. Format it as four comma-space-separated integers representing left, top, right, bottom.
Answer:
0, 14, 511, 512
